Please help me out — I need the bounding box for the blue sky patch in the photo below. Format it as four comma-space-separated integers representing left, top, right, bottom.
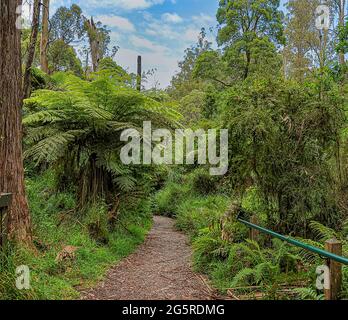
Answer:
47, 0, 287, 88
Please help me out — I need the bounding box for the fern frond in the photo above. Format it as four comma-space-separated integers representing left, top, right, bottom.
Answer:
293, 288, 324, 300
309, 221, 339, 242
114, 176, 137, 192
25, 130, 85, 164
231, 268, 257, 287
23, 110, 68, 125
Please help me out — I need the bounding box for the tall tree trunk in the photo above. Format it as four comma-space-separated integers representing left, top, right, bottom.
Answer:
244, 50, 251, 80
40, 0, 49, 73
338, 0, 346, 66
137, 55, 142, 91
86, 18, 100, 72
23, 0, 41, 98
0, 0, 32, 243
336, 1, 346, 182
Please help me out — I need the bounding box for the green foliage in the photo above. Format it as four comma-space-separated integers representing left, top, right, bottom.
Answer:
154, 182, 190, 217
188, 169, 219, 196
30, 68, 52, 91
309, 221, 339, 242
193, 51, 232, 87
293, 288, 324, 300
96, 57, 130, 84
212, 239, 300, 293
216, 0, 285, 79
50, 4, 85, 44
167, 178, 310, 297
176, 195, 231, 238
284, 0, 321, 82
336, 19, 348, 55
154, 166, 348, 300
221, 77, 345, 234
154, 168, 225, 218
168, 28, 212, 99
192, 227, 229, 269
178, 90, 205, 126
48, 40, 83, 76
0, 172, 152, 300
12, 0, 348, 301
24, 71, 178, 208
0, 247, 37, 300
84, 203, 110, 244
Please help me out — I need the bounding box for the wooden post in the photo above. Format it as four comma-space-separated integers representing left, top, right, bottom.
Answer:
324, 239, 342, 300
0, 193, 12, 250
137, 55, 142, 91
250, 215, 260, 242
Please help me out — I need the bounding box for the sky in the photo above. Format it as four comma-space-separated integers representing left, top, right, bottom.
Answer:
28, 0, 288, 88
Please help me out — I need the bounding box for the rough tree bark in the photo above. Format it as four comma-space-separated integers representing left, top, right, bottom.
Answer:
86, 18, 101, 72
23, 0, 41, 98
40, 0, 49, 73
0, 0, 32, 243
337, 0, 346, 66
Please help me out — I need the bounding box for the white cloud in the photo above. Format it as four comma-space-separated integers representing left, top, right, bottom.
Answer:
145, 20, 179, 39
192, 13, 215, 26
162, 13, 183, 24
95, 15, 135, 32
183, 28, 201, 42
129, 35, 168, 54
82, 0, 165, 11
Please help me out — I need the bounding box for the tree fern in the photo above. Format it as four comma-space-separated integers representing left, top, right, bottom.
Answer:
24, 71, 179, 207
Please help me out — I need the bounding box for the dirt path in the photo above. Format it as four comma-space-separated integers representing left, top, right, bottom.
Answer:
81, 216, 213, 300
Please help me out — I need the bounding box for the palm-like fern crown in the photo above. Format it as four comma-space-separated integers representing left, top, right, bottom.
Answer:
24, 72, 181, 206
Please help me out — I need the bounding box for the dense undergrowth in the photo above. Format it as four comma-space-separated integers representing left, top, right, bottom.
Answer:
154, 168, 348, 300
0, 65, 174, 300
0, 171, 152, 300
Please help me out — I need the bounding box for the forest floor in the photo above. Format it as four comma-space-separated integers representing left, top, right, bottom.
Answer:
81, 216, 215, 300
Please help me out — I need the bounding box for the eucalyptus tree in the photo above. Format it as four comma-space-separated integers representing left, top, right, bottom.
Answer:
23, 0, 41, 98
169, 28, 212, 99
50, 4, 85, 45
40, 0, 50, 73
283, 0, 321, 81
0, 0, 32, 243
216, 0, 285, 79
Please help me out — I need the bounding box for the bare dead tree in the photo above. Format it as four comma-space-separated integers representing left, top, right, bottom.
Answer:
23, 0, 41, 98
40, 0, 49, 73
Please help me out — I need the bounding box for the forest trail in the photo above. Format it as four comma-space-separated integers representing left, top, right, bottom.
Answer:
81, 216, 214, 300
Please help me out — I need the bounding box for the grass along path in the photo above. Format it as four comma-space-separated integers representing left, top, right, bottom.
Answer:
81, 216, 214, 300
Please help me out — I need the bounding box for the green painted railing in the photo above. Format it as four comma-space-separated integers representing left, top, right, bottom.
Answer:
237, 216, 348, 265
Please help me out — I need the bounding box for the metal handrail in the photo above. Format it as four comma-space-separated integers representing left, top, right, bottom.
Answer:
237, 216, 348, 265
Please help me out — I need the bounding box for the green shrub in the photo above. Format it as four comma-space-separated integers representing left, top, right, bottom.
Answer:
188, 169, 219, 196
175, 195, 230, 237
154, 182, 190, 217
0, 246, 37, 300
84, 202, 110, 244
171, 184, 314, 298
0, 172, 153, 300
192, 227, 229, 270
